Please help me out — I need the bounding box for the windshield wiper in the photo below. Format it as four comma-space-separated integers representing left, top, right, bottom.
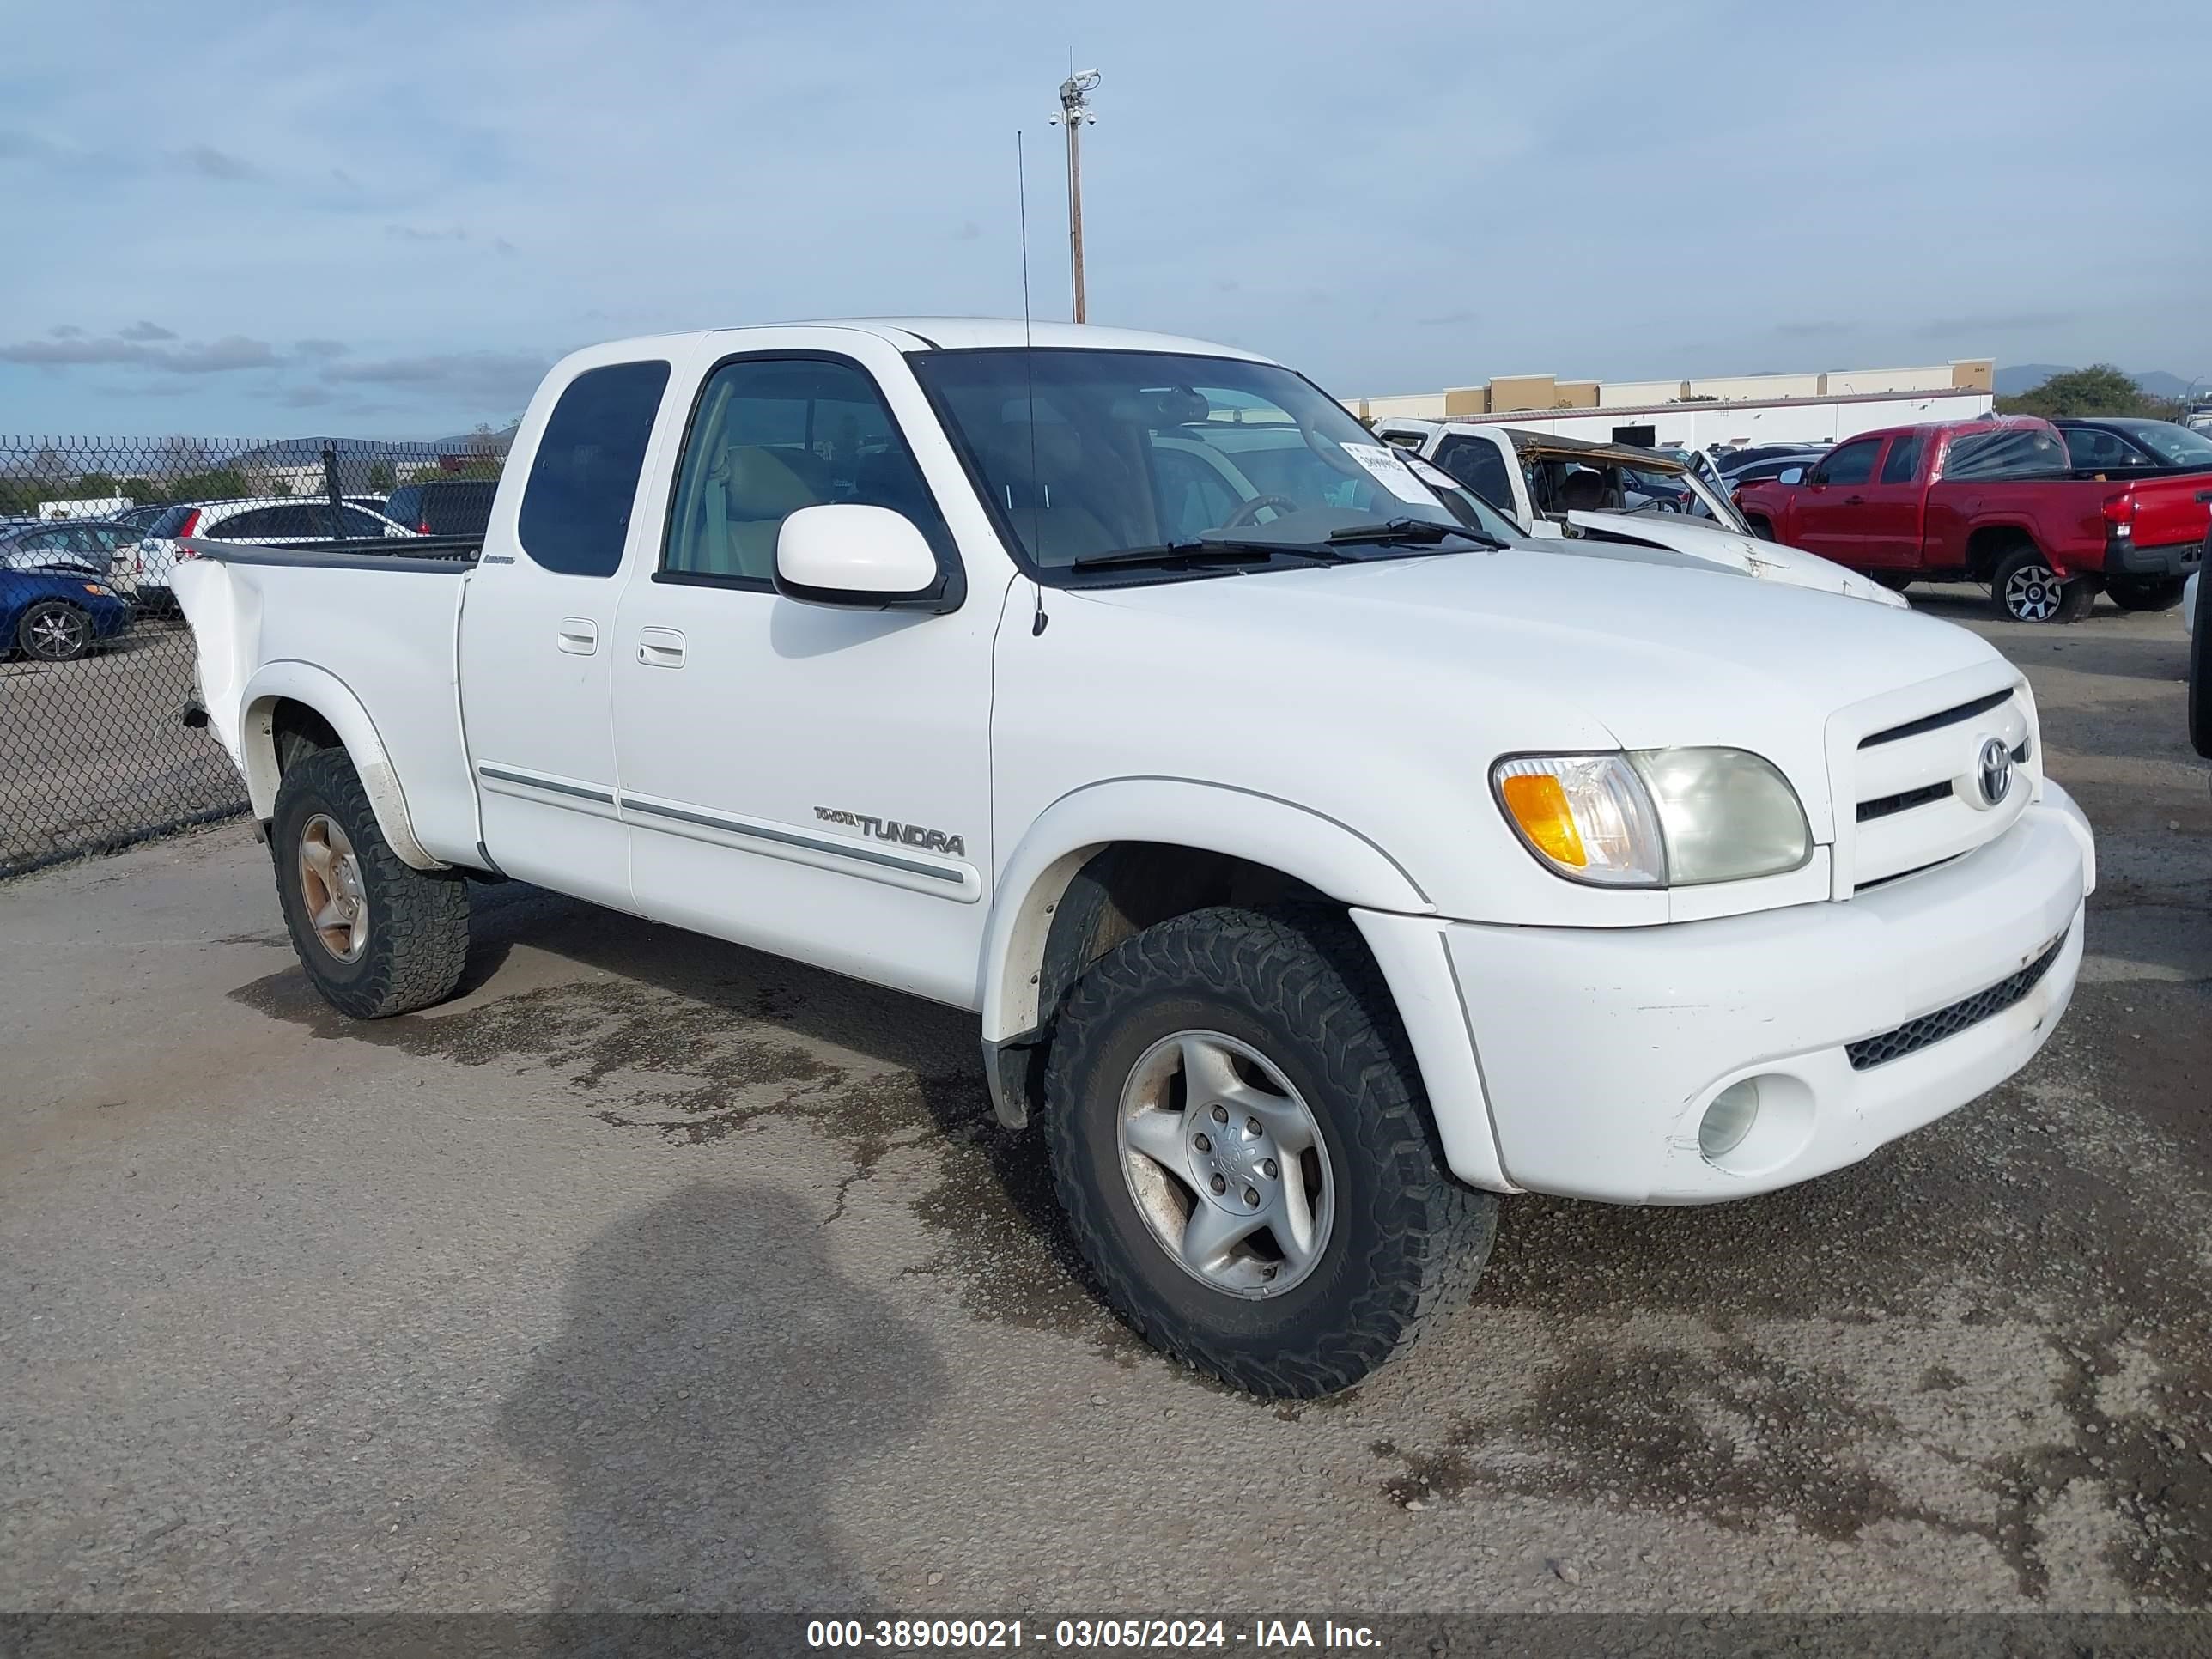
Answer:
1324, 516, 1506, 550
1066, 538, 1352, 573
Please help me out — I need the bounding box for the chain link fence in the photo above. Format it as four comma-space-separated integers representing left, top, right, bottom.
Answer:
2, 432, 507, 878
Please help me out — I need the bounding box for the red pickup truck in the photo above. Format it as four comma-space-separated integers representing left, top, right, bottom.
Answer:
1735, 416, 2211, 623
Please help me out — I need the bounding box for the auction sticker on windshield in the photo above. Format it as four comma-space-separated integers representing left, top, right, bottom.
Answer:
1340, 441, 1437, 507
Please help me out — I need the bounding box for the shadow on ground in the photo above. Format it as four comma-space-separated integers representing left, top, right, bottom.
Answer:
496, 1181, 950, 1612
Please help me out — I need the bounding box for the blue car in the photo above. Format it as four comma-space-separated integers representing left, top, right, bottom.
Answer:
3, 566, 132, 662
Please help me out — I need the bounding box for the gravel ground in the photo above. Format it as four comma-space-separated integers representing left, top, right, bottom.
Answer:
0, 586, 2205, 1620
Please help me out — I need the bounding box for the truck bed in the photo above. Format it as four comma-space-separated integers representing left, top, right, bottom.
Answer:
173, 540, 484, 869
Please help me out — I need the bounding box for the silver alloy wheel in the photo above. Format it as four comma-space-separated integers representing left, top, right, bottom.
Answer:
1116, 1030, 1335, 1298
24, 605, 88, 660
2003, 562, 2062, 622
298, 813, 369, 963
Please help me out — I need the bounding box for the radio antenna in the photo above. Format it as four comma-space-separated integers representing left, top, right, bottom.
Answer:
1018, 128, 1048, 635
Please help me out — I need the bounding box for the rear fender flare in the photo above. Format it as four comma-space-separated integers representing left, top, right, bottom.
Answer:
237, 660, 446, 871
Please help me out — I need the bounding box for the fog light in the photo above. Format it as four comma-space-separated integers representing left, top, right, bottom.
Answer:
1698, 1079, 1760, 1160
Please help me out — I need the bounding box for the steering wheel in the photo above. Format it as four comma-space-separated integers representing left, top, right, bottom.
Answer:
1220, 493, 1302, 531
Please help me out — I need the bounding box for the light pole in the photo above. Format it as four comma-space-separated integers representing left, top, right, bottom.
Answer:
1053, 70, 1100, 323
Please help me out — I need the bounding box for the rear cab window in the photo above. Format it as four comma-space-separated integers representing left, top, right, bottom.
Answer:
1431, 435, 1516, 514
517, 360, 672, 577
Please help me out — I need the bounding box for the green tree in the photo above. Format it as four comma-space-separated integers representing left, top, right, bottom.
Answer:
1996, 364, 2172, 420
367, 459, 396, 492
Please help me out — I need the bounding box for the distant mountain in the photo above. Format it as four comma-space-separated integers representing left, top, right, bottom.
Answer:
1995, 364, 2196, 398
1994, 364, 2074, 396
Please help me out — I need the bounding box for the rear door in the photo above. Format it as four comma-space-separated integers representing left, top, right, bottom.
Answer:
1786, 435, 1885, 565
457, 355, 675, 908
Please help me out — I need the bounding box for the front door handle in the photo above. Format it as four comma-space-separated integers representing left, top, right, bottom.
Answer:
556, 617, 598, 655
637, 627, 686, 668
1844, 495, 1866, 506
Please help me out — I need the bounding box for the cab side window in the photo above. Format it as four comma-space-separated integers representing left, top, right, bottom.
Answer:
1814, 438, 1881, 486
662, 356, 951, 586
1878, 434, 1924, 484
517, 360, 672, 578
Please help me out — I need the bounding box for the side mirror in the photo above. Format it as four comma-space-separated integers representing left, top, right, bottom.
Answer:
1778, 466, 1807, 486
774, 503, 962, 613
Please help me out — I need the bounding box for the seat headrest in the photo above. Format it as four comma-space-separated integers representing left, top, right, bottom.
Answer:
717, 446, 823, 520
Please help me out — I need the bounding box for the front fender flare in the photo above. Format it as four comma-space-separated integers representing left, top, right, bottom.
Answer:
976, 776, 1431, 1044
237, 659, 446, 871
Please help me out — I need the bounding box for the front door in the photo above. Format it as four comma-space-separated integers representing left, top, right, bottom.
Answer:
458, 357, 673, 909
611, 343, 1000, 1006
1788, 434, 1885, 566
1844, 432, 1930, 569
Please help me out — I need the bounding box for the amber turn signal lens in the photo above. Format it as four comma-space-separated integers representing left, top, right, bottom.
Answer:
1498, 773, 1587, 867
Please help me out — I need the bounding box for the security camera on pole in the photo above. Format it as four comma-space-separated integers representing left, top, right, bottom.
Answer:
1051, 70, 1100, 323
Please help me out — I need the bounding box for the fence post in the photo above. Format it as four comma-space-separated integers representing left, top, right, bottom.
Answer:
322, 441, 348, 539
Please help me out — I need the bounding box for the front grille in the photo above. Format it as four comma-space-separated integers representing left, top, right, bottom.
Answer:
1858, 781, 1953, 823
1861, 689, 2014, 749
1844, 932, 2067, 1071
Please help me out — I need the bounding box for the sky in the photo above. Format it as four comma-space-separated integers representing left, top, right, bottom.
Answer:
3, 0, 2209, 439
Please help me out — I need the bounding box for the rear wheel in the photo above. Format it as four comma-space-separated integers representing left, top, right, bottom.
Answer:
1042, 906, 1495, 1397
270, 747, 470, 1018
1870, 571, 1913, 592
1993, 545, 2094, 623
16, 599, 91, 662
2106, 575, 2188, 613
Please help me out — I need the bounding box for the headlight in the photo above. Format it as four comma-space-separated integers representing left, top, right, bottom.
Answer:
1493, 748, 1811, 888
82, 583, 113, 596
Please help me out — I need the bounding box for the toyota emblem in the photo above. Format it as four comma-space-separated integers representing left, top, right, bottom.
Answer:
1977, 736, 2014, 807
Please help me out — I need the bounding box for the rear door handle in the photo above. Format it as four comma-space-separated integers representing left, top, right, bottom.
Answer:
637, 627, 686, 668
556, 617, 598, 655
1844, 495, 1866, 506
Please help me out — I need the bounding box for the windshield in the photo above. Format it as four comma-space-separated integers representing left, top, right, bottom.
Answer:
913, 349, 1473, 574
2112, 420, 2212, 467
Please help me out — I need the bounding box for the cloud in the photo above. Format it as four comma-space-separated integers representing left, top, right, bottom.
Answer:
492, 236, 517, 256
952, 221, 981, 241
0, 331, 277, 372
278, 386, 338, 408
174, 143, 260, 181
294, 337, 349, 360
50, 324, 84, 338
0, 337, 150, 367
155, 336, 280, 373
386, 223, 470, 243
322, 349, 550, 405
118, 321, 176, 342
1417, 310, 1478, 329
1775, 320, 1852, 339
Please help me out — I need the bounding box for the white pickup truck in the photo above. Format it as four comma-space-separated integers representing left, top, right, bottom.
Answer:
178, 319, 2095, 1397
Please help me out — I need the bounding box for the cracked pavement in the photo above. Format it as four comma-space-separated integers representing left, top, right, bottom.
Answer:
1, 588, 2206, 1615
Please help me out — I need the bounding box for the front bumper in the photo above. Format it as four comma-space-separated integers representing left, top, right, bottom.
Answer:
1438, 784, 2093, 1205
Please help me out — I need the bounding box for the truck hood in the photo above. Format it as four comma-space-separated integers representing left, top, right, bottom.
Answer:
1563, 511, 1909, 607
1067, 543, 2008, 838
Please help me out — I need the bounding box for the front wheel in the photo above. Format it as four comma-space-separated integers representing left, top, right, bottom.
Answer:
1042, 907, 1495, 1397
2106, 575, 2189, 613
270, 747, 471, 1018
16, 599, 92, 661
1993, 546, 2094, 623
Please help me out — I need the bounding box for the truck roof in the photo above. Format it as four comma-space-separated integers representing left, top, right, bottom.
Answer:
572, 319, 1276, 363
1839, 415, 2053, 445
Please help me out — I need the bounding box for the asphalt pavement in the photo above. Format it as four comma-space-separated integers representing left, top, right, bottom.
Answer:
1, 587, 2207, 1618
